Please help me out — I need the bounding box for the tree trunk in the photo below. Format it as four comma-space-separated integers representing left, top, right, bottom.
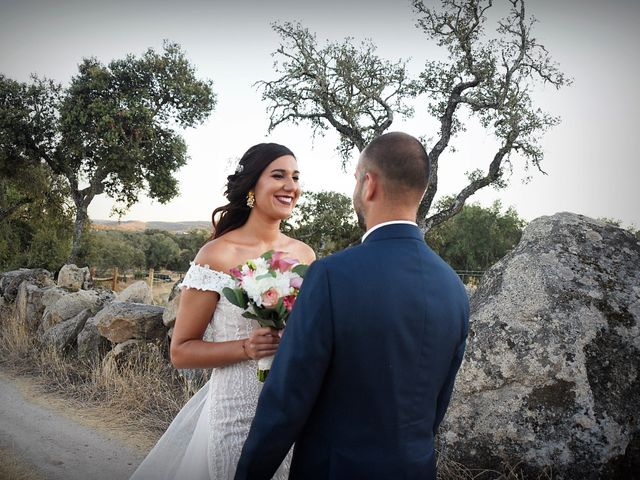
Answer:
68, 201, 87, 265
67, 189, 94, 265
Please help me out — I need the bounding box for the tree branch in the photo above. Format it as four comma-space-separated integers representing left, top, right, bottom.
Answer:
420, 126, 519, 232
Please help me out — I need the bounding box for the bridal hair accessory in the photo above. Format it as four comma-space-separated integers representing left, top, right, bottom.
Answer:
223, 251, 308, 381
235, 163, 244, 174
246, 191, 255, 208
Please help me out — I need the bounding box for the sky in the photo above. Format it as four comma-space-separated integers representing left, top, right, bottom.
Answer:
1, 0, 639, 228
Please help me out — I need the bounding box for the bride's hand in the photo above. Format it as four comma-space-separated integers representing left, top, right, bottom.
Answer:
242, 327, 280, 360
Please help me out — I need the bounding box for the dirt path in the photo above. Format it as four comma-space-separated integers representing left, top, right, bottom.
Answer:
0, 371, 150, 480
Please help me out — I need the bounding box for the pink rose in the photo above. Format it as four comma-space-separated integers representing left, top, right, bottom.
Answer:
289, 276, 303, 289
260, 288, 280, 308
229, 267, 242, 279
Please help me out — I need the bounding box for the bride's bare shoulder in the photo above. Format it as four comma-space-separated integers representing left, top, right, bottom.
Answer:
193, 237, 239, 273
283, 236, 316, 265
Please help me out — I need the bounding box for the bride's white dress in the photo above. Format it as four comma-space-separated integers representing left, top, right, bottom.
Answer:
130, 263, 290, 480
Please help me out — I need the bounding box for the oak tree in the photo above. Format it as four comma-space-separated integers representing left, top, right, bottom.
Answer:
0, 41, 216, 263
259, 1, 570, 231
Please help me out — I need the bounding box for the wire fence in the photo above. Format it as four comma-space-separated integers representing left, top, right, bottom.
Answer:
455, 270, 485, 284
92, 268, 183, 292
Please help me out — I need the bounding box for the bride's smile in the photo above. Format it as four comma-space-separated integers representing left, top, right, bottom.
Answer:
253, 154, 300, 218
275, 195, 293, 205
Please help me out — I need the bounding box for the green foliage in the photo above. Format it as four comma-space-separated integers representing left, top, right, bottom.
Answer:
144, 231, 182, 270
0, 163, 73, 272
77, 228, 209, 273
80, 230, 147, 272
288, 191, 362, 257
173, 228, 210, 271
0, 41, 216, 262
426, 200, 526, 272
58, 41, 216, 210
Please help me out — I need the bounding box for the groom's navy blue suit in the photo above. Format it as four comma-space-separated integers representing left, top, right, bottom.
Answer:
235, 223, 469, 479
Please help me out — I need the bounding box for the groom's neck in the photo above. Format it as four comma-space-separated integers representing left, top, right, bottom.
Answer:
365, 208, 418, 231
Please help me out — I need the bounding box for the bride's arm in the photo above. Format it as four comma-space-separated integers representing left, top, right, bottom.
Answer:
170, 287, 280, 370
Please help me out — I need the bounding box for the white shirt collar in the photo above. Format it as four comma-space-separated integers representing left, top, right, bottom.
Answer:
361, 220, 418, 243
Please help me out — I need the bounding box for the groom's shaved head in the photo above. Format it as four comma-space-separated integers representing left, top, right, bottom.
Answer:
360, 132, 429, 200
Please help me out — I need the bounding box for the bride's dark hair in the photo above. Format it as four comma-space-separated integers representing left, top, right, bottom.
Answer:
211, 143, 295, 239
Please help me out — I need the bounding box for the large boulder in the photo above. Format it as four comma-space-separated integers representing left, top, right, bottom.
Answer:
440, 212, 640, 478
57, 264, 93, 291
40, 289, 114, 332
0, 268, 54, 302
77, 315, 110, 363
41, 286, 70, 311
94, 301, 166, 344
42, 308, 92, 351
15, 284, 65, 332
116, 280, 153, 304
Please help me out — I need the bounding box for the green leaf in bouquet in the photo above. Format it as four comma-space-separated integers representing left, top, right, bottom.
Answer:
241, 311, 261, 320
261, 250, 275, 261
255, 272, 277, 281
256, 307, 277, 320
222, 287, 248, 309
292, 264, 309, 277
258, 319, 277, 329
276, 298, 287, 317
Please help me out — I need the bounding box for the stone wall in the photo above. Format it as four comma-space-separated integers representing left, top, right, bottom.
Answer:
0, 265, 176, 365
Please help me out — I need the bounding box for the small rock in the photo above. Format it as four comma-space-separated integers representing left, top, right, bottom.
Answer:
57, 264, 93, 292
116, 281, 153, 304
0, 268, 54, 302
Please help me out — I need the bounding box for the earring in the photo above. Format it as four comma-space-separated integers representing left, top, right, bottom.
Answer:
246, 191, 255, 208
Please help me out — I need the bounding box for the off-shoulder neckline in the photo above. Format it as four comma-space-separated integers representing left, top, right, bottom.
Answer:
188, 261, 233, 278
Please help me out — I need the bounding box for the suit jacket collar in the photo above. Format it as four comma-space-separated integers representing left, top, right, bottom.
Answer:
362, 222, 424, 244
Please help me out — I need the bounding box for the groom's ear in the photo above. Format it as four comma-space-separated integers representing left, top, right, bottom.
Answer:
363, 171, 378, 201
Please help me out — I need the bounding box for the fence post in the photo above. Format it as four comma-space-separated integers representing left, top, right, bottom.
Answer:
148, 268, 154, 288
112, 267, 118, 291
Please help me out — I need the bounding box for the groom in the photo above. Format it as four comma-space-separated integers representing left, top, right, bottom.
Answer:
235, 132, 469, 479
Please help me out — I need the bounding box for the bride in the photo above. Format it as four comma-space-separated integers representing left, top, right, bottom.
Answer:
130, 143, 315, 480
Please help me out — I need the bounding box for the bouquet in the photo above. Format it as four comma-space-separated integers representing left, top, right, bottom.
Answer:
222, 250, 308, 381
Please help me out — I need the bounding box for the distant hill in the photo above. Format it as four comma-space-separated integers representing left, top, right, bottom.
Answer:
93, 220, 211, 233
